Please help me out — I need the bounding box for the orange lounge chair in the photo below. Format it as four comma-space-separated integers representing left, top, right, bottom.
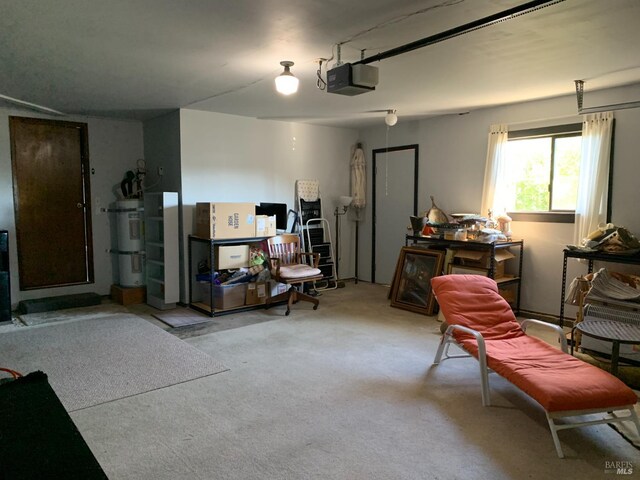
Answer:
431, 274, 639, 458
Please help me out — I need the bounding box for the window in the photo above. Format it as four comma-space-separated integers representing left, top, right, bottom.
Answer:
505, 124, 582, 222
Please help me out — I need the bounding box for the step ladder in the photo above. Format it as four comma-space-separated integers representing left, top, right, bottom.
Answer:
295, 180, 337, 290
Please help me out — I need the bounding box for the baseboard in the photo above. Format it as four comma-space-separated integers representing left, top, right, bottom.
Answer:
519, 309, 575, 328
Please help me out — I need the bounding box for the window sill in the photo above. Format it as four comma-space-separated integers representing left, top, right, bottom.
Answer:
508, 212, 575, 223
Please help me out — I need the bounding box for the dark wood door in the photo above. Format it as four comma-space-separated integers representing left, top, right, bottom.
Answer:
10, 117, 93, 290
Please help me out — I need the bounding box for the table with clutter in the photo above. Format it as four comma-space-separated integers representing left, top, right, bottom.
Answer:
405, 197, 523, 312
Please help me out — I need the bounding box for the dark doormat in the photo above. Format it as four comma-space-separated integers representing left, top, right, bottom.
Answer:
17, 292, 102, 314
0, 371, 108, 479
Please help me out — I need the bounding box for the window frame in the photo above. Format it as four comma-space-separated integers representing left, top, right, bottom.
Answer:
506, 123, 582, 223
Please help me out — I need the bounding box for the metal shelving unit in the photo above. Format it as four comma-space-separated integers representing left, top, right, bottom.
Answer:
406, 235, 524, 313
188, 235, 275, 317
144, 192, 179, 310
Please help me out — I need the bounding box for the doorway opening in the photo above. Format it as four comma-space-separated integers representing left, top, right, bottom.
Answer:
371, 144, 419, 285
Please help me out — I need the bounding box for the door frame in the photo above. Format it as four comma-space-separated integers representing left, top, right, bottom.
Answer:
371, 144, 419, 284
9, 116, 94, 290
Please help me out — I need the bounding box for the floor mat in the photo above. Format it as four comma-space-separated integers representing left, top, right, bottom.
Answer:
152, 307, 213, 328
0, 314, 228, 411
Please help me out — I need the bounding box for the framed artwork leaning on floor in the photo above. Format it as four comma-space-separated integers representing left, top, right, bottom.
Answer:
390, 247, 445, 315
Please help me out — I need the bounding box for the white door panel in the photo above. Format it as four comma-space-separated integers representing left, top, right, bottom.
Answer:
373, 146, 417, 285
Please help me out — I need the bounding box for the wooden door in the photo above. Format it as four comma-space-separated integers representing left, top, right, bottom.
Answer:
10, 117, 93, 290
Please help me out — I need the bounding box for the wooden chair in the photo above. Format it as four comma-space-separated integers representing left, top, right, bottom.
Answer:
266, 234, 323, 315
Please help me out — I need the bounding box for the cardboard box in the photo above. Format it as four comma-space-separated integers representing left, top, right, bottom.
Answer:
245, 282, 268, 305
195, 202, 256, 239
215, 245, 250, 269
255, 215, 277, 237
498, 284, 517, 304
198, 282, 248, 310
111, 284, 146, 305
493, 249, 516, 278
453, 248, 515, 278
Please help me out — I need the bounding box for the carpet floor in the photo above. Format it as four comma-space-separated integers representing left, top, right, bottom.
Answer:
63, 283, 639, 479
0, 314, 228, 411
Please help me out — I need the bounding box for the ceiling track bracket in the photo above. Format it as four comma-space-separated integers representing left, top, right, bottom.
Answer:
574, 79, 640, 114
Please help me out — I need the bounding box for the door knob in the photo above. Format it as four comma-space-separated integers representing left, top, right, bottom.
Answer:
77, 203, 84, 209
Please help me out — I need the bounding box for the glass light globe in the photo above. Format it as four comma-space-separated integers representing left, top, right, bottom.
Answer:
385, 112, 398, 126
275, 62, 299, 96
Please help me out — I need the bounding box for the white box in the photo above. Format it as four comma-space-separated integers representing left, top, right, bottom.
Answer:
215, 245, 250, 270
255, 215, 277, 237
268, 280, 288, 298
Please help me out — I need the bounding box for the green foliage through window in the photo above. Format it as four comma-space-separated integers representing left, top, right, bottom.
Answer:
506, 125, 581, 213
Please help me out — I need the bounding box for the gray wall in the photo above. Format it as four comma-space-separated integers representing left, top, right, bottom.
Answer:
0, 107, 144, 307
4, 83, 639, 315
357, 83, 640, 317
176, 109, 359, 303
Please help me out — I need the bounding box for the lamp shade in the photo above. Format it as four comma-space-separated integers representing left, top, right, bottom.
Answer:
275, 61, 299, 95
339, 195, 353, 208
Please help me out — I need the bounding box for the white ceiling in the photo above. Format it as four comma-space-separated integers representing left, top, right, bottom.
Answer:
1, 0, 639, 128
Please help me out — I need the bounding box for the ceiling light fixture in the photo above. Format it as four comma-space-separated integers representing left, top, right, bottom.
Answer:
385, 110, 398, 126
275, 61, 299, 95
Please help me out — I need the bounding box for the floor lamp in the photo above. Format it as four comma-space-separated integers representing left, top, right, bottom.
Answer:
334, 195, 353, 282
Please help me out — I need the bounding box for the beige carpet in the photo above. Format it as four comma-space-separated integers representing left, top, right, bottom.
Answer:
0, 314, 228, 411
609, 403, 640, 448
63, 283, 639, 480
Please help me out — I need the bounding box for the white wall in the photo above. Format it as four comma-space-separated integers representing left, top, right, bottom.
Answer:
0, 107, 144, 307
178, 109, 359, 302
357, 83, 640, 317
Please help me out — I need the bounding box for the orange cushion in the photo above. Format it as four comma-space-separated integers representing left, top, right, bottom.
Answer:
431, 275, 524, 341
431, 275, 638, 412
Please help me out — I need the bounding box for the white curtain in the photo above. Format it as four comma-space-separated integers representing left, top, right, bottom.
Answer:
573, 112, 614, 246
480, 124, 509, 218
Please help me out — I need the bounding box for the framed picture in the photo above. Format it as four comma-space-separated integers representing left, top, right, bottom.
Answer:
447, 264, 489, 276
390, 247, 445, 315
286, 209, 299, 233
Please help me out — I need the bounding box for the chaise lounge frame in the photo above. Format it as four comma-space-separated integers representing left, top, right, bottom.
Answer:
432, 275, 640, 459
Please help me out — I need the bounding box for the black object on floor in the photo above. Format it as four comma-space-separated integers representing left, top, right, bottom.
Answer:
17, 292, 102, 314
0, 230, 9, 322
0, 371, 108, 479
